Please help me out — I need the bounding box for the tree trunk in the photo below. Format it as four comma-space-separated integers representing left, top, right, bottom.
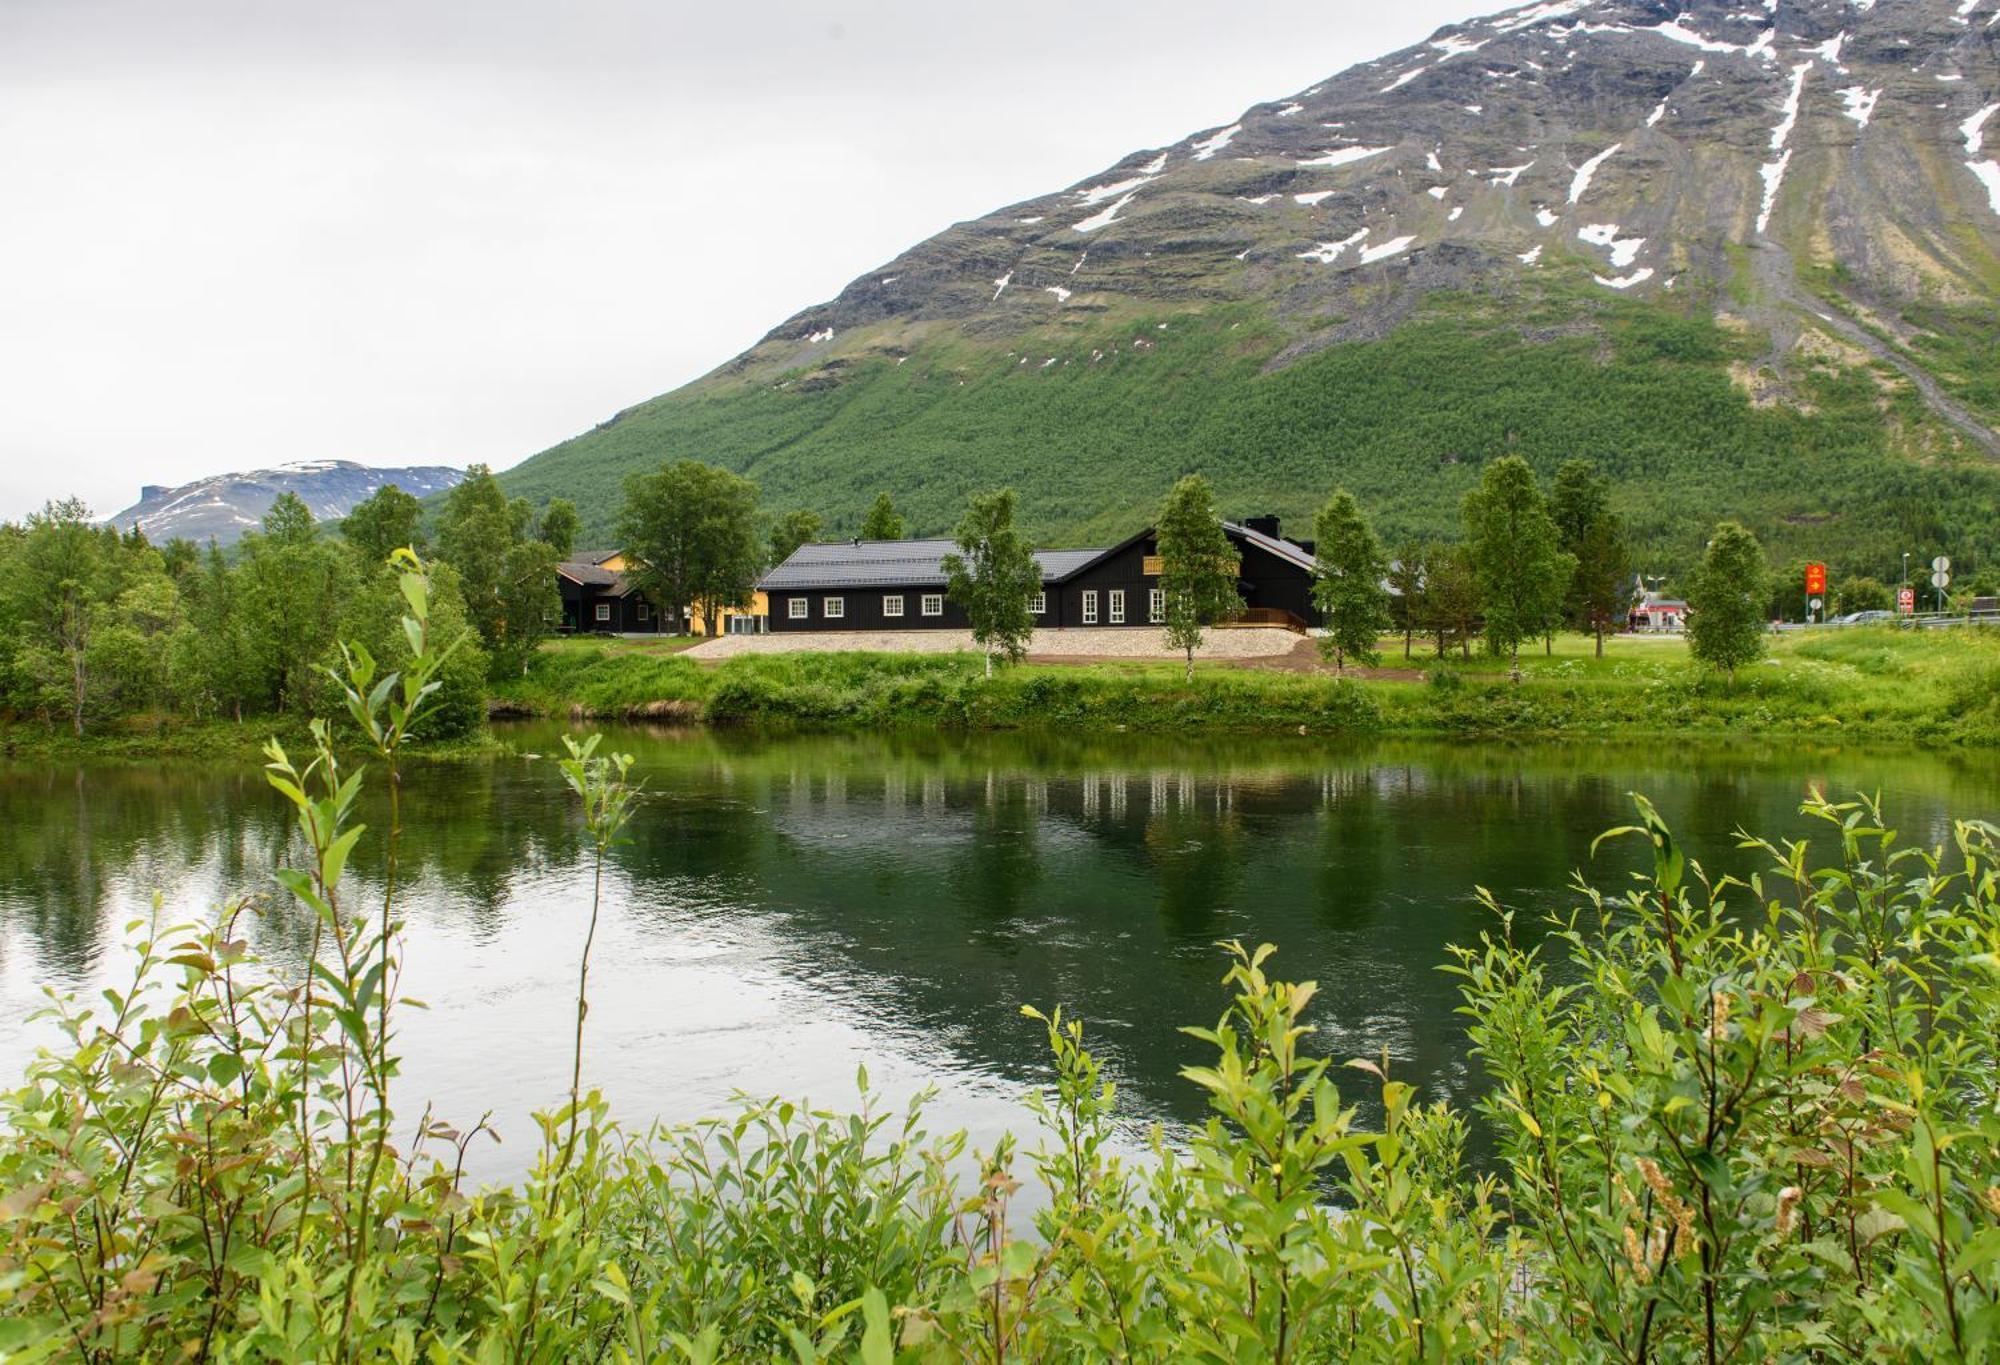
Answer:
1403, 629, 1413, 661
984, 649, 993, 680
1510, 639, 1522, 685
1595, 619, 1604, 658
1184, 646, 1194, 683
70, 650, 86, 738
1544, 631, 1552, 656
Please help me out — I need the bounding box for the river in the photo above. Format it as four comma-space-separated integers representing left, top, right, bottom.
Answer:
2, 726, 1994, 1177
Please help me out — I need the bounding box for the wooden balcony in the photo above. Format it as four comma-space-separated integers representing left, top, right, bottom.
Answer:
1215, 607, 1309, 635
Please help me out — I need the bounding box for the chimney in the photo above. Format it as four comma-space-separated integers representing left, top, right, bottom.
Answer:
1244, 514, 1282, 539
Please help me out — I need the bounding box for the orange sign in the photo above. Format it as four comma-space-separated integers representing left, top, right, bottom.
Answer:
1805, 563, 1826, 595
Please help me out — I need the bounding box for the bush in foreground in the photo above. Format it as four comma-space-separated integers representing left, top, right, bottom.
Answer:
3, 559, 1998, 1361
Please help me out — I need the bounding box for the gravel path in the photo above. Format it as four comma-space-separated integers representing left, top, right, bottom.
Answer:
683, 627, 1306, 661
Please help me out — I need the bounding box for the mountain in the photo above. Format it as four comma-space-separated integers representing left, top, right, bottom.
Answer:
500, 0, 2000, 572
107, 461, 466, 546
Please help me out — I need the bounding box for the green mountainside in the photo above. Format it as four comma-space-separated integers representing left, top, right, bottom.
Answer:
501, 0, 2000, 574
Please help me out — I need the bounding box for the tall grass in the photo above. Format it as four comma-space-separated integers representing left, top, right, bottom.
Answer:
3, 559, 1998, 1359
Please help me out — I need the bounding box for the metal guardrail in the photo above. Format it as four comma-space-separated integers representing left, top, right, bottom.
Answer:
1773, 611, 2000, 632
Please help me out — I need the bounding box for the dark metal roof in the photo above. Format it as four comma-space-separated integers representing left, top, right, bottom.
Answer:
556, 559, 639, 596
1060, 520, 1321, 581
1223, 521, 1319, 574
557, 561, 620, 587
759, 539, 1104, 591
1036, 548, 1105, 580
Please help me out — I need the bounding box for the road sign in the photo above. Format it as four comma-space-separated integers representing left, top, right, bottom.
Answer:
1809, 597, 1824, 613
1932, 555, 1952, 574
1932, 570, 1951, 591
1805, 563, 1827, 595
1898, 587, 1916, 614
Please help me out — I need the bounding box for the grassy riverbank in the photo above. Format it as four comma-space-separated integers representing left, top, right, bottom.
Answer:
10, 628, 1994, 756
0, 716, 508, 763
490, 627, 2000, 743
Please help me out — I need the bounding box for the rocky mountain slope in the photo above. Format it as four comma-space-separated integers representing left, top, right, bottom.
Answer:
502, 0, 2000, 570
108, 461, 465, 545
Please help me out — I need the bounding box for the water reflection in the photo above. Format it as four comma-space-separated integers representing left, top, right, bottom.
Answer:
2, 728, 1995, 1177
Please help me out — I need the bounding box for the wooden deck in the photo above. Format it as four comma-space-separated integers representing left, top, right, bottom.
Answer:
1214, 608, 1309, 635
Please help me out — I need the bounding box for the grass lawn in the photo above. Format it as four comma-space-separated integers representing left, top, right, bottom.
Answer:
543, 634, 705, 658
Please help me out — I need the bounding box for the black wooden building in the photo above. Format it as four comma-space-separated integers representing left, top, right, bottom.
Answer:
759, 518, 1321, 633
760, 540, 1102, 631
1047, 517, 1321, 631
556, 552, 673, 634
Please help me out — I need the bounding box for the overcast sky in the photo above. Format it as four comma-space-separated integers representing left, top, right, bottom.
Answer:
0, 0, 1478, 522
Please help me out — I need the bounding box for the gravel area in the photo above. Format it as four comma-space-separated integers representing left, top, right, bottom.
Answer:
682, 627, 1305, 661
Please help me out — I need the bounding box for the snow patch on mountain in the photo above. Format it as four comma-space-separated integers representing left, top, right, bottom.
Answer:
1073, 193, 1137, 232
1568, 142, 1621, 202
1298, 145, 1394, 168
1190, 124, 1242, 160
1964, 103, 2000, 213
1298, 228, 1370, 263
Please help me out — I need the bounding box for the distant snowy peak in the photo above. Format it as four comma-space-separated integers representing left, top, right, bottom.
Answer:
106, 460, 467, 546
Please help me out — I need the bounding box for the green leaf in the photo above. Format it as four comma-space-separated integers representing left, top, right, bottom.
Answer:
859, 1288, 894, 1365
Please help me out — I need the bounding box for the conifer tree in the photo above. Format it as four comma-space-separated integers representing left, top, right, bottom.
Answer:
942, 489, 1041, 678
1311, 490, 1391, 672
1154, 475, 1242, 680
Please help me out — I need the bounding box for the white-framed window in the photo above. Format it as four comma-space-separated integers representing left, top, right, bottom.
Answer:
788, 597, 808, 620
1108, 589, 1126, 624
1082, 590, 1098, 625
883, 594, 904, 617
636, 601, 651, 621
921, 593, 944, 617
1029, 592, 1046, 615
595, 602, 611, 622
824, 596, 845, 619
1149, 588, 1165, 623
